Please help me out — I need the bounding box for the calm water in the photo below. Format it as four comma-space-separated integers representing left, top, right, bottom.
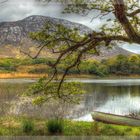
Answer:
0, 78, 140, 121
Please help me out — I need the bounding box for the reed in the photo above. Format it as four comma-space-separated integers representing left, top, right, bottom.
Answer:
0, 73, 48, 79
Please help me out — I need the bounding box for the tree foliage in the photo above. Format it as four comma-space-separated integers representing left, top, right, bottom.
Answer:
25, 77, 84, 104
28, 0, 140, 100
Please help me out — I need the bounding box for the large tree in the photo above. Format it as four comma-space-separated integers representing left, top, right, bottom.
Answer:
29, 0, 140, 98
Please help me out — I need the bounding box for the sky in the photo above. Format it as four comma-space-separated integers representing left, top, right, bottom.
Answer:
0, 0, 104, 29
0, 0, 140, 54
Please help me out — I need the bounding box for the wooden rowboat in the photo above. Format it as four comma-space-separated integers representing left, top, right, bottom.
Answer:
92, 111, 140, 126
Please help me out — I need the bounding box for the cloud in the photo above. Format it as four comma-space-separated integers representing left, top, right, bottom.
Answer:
0, 1, 55, 20
0, 0, 105, 29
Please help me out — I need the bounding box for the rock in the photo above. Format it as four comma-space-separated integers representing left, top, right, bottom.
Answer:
0, 15, 134, 58
0, 15, 92, 46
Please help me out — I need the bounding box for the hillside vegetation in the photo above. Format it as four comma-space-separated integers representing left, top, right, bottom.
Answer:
0, 54, 140, 77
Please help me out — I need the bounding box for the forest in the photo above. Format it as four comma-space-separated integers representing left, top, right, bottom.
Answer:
1, 54, 140, 77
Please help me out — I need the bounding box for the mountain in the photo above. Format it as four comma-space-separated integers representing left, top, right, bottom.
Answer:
0, 15, 133, 58
0, 15, 92, 46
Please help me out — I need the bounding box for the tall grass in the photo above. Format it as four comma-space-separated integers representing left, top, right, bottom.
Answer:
47, 119, 64, 135
22, 120, 34, 134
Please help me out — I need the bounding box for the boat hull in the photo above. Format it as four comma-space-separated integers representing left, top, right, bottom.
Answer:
92, 111, 140, 126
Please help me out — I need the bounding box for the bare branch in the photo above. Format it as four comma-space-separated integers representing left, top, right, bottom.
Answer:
20, 50, 34, 59
127, 9, 140, 17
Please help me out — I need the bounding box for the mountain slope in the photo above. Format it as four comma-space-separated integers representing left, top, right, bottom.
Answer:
0, 15, 92, 46
0, 15, 133, 58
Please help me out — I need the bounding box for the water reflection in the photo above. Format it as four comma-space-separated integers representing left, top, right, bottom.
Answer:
83, 83, 140, 116
0, 79, 140, 121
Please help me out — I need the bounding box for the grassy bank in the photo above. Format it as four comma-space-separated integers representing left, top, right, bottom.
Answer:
1, 117, 140, 136
1, 73, 140, 79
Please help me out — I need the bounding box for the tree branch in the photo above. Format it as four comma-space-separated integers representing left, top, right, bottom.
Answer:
113, 0, 140, 42
127, 9, 140, 17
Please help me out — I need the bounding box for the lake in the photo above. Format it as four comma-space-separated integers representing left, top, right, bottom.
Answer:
0, 78, 140, 122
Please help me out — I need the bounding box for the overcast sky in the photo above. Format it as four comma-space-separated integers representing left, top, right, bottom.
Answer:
0, 0, 140, 54
0, 0, 103, 29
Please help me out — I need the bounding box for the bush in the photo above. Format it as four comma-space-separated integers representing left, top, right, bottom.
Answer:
31, 58, 47, 65
29, 68, 48, 74
125, 127, 132, 132
47, 119, 64, 135
22, 120, 34, 134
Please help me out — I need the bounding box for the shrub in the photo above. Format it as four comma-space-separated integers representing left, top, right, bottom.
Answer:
47, 119, 64, 135
22, 120, 34, 134
125, 127, 132, 132
31, 58, 47, 64
29, 68, 48, 74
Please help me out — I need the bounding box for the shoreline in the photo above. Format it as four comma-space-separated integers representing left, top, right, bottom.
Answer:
0, 73, 140, 79
0, 73, 48, 79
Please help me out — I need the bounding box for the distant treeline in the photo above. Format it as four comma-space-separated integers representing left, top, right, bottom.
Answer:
77, 54, 140, 76
0, 54, 140, 76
